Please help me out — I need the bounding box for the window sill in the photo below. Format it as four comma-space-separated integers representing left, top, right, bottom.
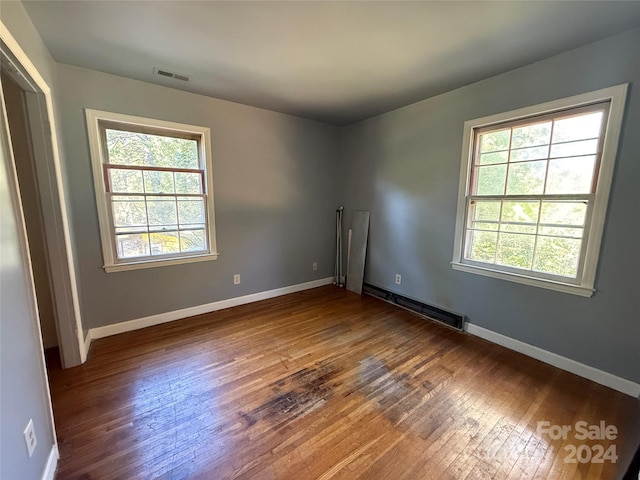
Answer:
104, 252, 219, 273
451, 262, 594, 297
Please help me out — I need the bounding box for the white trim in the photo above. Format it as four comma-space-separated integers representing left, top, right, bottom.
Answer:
85, 108, 218, 272
582, 85, 627, 287
2, 66, 60, 480
452, 84, 628, 296
1, 21, 85, 365
451, 262, 594, 297
83, 331, 92, 358
41, 444, 59, 480
104, 252, 219, 273
466, 323, 640, 398
89, 277, 334, 340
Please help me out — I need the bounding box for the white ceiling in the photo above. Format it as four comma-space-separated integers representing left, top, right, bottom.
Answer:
21, 1, 640, 125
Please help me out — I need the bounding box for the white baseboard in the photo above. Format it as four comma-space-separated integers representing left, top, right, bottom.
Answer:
466, 323, 640, 398
41, 444, 58, 480
89, 277, 334, 340
83, 331, 92, 358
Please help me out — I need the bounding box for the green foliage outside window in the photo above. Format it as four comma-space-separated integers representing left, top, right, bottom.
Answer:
465, 110, 602, 278
104, 129, 208, 260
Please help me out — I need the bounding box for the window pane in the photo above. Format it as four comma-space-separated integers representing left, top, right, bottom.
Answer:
540, 201, 587, 227
552, 112, 603, 143
501, 201, 540, 223
180, 230, 206, 252
147, 198, 177, 226
175, 172, 203, 194
496, 233, 535, 269
533, 236, 582, 277
467, 230, 497, 263
150, 232, 180, 255
510, 146, 548, 162
109, 168, 143, 193
505, 160, 546, 195
143, 170, 175, 194
480, 130, 510, 153
545, 156, 595, 194
471, 201, 501, 222
475, 165, 507, 195
111, 196, 147, 228
500, 223, 536, 234
106, 129, 199, 169
479, 151, 508, 165
177, 198, 205, 225
550, 139, 598, 158
459, 100, 614, 286
471, 222, 498, 231
500, 201, 539, 234
538, 226, 583, 238
116, 233, 150, 259
511, 122, 551, 149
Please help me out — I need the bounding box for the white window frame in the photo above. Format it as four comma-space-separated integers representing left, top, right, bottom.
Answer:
85, 109, 218, 273
452, 84, 628, 297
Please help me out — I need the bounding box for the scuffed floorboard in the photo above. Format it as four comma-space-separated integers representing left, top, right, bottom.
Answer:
47, 286, 639, 479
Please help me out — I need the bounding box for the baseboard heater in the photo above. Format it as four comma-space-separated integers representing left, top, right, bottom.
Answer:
362, 283, 464, 331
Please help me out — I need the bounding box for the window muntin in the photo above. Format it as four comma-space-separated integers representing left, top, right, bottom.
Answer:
463, 104, 607, 282
86, 110, 217, 272
452, 84, 628, 296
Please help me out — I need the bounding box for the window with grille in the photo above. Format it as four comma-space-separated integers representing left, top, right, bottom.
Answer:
86, 110, 218, 272
452, 85, 627, 296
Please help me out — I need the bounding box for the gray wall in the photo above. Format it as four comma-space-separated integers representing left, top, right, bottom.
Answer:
0, 7, 636, 480
0, 120, 55, 480
0, 114, 55, 480
0, 2, 58, 478
2, 0, 85, 370
55, 64, 341, 329
342, 27, 640, 383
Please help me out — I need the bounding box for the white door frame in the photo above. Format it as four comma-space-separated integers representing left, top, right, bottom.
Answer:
1, 70, 59, 480
1, 22, 85, 367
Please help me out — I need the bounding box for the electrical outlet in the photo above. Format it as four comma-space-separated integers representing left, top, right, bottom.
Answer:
24, 419, 37, 458
312, 262, 318, 271
233, 274, 241, 285
395, 274, 402, 285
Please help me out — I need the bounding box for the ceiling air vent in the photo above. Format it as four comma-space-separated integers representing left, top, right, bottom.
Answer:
152, 67, 190, 82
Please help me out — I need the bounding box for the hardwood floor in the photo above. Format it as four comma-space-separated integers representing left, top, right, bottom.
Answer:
47, 286, 639, 479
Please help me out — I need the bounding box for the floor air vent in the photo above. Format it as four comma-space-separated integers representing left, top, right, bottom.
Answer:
363, 283, 464, 330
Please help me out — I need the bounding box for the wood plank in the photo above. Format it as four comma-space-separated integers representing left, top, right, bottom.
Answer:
46, 286, 639, 479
